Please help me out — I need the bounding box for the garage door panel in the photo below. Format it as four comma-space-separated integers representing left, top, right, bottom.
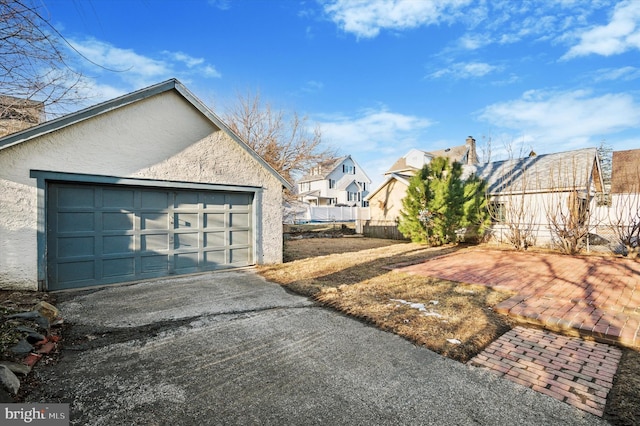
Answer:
175, 252, 199, 271
175, 191, 199, 208
228, 193, 251, 207
58, 187, 94, 207
230, 230, 249, 245
58, 212, 94, 232
230, 213, 249, 227
141, 212, 169, 230
103, 258, 135, 277
204, 213, 225, 228
175, 232, 199, 249
103, 188, 135, 209
141, 191, 168, 209
142, 233, 169, 251
204, 231, 225, 247
103, 212, 134, 231
230, 248, 250, 264
57, 261, 95, 282
204, 250, 225, 266
48, 183, 253, 290
58, 236, 95, 258
103, 235, 134, 254
141, 255, 169, 273
175, 213, 198, 228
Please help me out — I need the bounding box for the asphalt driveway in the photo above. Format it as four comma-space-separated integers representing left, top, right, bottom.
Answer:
27, 269, 607, 425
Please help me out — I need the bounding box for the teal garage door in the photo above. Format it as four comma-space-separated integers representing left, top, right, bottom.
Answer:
47, 182, 253, 290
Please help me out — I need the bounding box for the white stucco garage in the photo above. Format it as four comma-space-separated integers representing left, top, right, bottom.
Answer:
0, 79, 291, 291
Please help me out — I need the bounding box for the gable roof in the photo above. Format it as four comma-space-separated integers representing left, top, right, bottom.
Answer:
385, 143, 472, 175
611, 149, 640, 194
365, 173, 411, 201
0, 78, 292, 190
298, 155, 371, 184
465, 148, 603, 195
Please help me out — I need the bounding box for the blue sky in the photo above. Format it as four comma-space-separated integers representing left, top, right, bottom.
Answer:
44, 0, 640, 188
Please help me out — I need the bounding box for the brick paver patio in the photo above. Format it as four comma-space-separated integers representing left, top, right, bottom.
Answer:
397, 249, 640, 348
395, 248, 639, 417
470, 326, 622, 417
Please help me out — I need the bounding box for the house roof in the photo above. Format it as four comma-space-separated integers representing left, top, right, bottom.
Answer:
365, 173, 411, 201
298, 155, 371, 184
385, 143, 471, 175
0, 78, 292, 190
611, 149, 640, 194
465, 148, 603, 195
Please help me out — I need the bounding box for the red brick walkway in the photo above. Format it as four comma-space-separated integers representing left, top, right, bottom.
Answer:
397, 249, 640, 348
470, 326, 622, 417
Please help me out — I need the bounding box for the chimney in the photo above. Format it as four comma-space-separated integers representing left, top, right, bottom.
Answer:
465, 136, 477, 164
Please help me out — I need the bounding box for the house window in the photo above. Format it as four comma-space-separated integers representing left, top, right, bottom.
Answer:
329, 179, 336, 189
489, 202, 505, 223
348, 192, 359, 202
342, 165, 355, 174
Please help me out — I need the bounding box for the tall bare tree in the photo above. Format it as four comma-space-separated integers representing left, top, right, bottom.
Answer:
223, 90, 334, 185
1, 0, 84, 133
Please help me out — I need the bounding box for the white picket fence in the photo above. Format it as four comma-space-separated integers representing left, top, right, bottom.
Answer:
284, 205, 370, 224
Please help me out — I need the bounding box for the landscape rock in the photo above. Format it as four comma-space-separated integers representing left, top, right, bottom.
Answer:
0, 365, 20, 394
6, 311, 49, 329
0, 361, 31, 376
9, 339, 33, 354
34, 301, 61, 323
26, 332, 46, 344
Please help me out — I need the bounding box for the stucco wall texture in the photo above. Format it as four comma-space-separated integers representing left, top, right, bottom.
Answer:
0, 91, 284, 290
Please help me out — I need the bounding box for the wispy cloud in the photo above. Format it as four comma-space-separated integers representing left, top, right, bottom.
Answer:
316, 106, 435, 183
590, 66, 640, 82
563, 0, 640, 59
428, 62, 501, 79
322, 0, 472, 39
66, 38, 222, 105
477, 89, 640, 151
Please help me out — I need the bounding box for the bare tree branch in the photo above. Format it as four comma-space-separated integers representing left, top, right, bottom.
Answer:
1, 0, 87, 135
223, 89, 335, 185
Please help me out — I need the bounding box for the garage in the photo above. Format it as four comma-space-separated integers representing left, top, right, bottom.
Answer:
0, 79, 291, 291
46, 181, 254, 290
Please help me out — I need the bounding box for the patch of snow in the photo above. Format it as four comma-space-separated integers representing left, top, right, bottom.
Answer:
429, 300, 439, 305
447, 338, 462, 345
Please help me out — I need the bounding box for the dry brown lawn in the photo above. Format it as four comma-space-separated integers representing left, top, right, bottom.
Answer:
259, 236, 640, 425
259, 237, 516, 362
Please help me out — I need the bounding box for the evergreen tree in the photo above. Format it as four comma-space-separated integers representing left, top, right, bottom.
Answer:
398, 157, 490, 245
461, 173, 492, 242
397, 165, 431, 243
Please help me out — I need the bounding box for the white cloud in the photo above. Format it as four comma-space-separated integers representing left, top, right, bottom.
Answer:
164, 51, 205, 68
323, 0, 472, 39
71, 38, 169, 78
591, 66, 640, 82
428, 62, 501, 79
316, 106, 435, 186
563, 0, 640, 58
65, 38, 221, 105
477, 89, 640, 150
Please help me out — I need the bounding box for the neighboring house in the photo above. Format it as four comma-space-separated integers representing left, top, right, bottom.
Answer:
297, 155, 371, 207
592, 149, 640, 253
367, 136, 479, 223
0, 79, 291, 291
466, 147, 604, 247
0, 95, 45, 138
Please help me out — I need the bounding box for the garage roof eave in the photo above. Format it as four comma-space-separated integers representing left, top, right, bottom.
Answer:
0, 78, 293, 192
